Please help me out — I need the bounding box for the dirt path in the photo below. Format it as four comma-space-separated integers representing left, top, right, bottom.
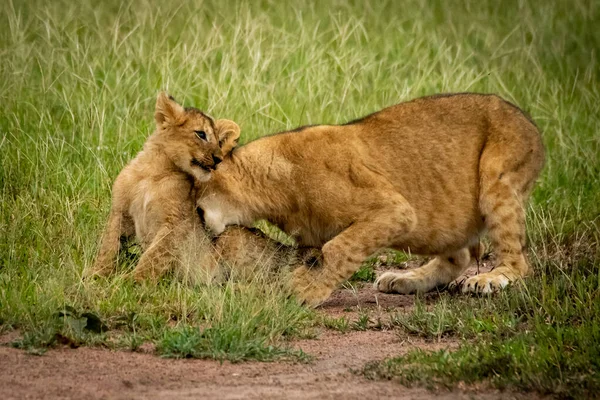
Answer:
1, 262, 530, 399
1, 330, 516, 400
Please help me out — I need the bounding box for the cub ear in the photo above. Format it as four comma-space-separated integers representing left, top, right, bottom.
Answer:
155, 92, 185, 128
214, 119, 241, 155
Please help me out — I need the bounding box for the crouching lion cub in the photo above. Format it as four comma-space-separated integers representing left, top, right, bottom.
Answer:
196, 93, 545, 307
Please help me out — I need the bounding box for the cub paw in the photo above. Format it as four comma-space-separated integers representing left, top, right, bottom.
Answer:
374, 271, 423, 294
461, 268, 518, 294
291, 266, 334, 308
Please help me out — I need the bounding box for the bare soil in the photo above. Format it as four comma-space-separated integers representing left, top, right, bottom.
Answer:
1, 261, 532, 399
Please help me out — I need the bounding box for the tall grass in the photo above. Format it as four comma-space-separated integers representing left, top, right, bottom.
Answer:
0, 0, 598, 393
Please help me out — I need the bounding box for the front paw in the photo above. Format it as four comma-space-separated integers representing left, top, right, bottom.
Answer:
291, 266, 334, 308
375, 271, 422, 294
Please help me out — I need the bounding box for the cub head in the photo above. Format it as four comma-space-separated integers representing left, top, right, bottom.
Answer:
154, 92, 240, 182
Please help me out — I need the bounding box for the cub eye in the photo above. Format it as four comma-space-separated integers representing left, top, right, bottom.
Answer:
195, 130, 207, 141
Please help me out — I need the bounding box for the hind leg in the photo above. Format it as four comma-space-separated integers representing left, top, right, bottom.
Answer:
462, 177, 530, 294
462, 109, 544, 294
133, 215, 194, 282
133, 225, 178, 282
375, 245, 477, 294
174, 223, 220, 285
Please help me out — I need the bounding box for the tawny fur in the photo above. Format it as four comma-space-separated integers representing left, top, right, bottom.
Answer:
212, 226, 322, 282
196, 93, 545, 306
90, 92, 241, 283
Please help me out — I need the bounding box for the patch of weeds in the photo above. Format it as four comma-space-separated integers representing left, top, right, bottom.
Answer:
321, 315, 350, 333
11, 325, 59, 355
351, 251, 411, 283
118, 332, 147, 352
137, 282, 315, 362
390, 295, 522, 340
390, 299, 459, 339
352, 311, 371, 331
350, 265, 376, 282
10, 307, 110, 354
158, 325, 308, 362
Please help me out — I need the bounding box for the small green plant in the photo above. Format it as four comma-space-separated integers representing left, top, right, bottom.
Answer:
11, 325, 59, 355
11, 306, 109, 353
349, 265, 376, 282
321, 315, 350, 333
118, 332, 146, 352
351, 251, 412, 283
352, 311, 371, 331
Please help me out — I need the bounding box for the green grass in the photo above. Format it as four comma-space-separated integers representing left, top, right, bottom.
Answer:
367, 237, 600, 396
320, 315, 350, 333
366, 241, 599, 396
0, 0, 599, 395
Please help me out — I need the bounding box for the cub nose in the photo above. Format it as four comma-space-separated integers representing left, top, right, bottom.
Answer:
212, 155, 222, 166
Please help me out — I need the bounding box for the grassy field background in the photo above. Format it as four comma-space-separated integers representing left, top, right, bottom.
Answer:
1, 0, 598, 396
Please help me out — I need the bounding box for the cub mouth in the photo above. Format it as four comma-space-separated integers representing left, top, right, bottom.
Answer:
191, 158, 213, 172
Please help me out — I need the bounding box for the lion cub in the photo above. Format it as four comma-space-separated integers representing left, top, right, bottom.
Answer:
90, 92, 241, 283
195, 93, 545, 306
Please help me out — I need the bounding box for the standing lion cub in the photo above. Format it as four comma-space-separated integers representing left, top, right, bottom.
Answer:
196, 93, 545, 306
